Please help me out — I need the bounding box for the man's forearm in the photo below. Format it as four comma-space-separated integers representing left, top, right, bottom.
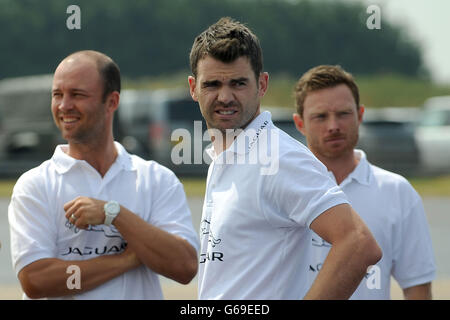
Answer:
113, 207, 198, 284
304, 233, 381, 299
304, 245, 365, 299
19, 249, 139, 299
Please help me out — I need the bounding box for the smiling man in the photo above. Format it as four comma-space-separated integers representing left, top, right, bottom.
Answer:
293, 65, 436, 299
8, 50, 199, 299
188, 17, 382, 300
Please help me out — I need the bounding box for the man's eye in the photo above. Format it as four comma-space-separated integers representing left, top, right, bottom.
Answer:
203, 82, 218, 88
233, 81, 246, 87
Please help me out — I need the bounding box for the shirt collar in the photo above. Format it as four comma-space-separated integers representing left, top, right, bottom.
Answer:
52, 141, 136, 175
205, 111, 273, 160
340, 149, 372, 187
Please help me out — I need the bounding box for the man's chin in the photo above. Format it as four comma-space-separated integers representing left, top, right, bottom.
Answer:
323, 147, 354, 159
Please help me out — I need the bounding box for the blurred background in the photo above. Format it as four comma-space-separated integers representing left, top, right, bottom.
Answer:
0, 0, 449, 299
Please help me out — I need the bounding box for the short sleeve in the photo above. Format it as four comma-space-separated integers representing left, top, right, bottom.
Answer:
8, 172, 58, 276
148, 172, 200, 253
262, 149, 349, 228
392, 188, 436, 289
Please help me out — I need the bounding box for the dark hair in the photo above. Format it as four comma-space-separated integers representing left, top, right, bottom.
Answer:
190, 17, 263, 81
65, 50, 121, 102
98, 58, 121, 103
294, 65, 360, 117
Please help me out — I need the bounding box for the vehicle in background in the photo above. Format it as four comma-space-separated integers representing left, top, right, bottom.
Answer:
358, 107, 421, 177
0, 75, 63, 177
263, 106, 421, 177
117, 88, 209, 176
117, 89, 154, 159
415, 96, 450, 175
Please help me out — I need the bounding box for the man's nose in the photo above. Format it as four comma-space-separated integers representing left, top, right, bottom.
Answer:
58, 95, 74, 112
327, 116, 340, 132
217, 86, 235, 105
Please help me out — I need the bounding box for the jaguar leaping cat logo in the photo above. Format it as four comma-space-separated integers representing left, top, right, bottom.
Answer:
200, 219, 221, 248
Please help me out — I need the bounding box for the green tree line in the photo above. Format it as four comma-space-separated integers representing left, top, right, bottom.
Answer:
0, 0, 426, 80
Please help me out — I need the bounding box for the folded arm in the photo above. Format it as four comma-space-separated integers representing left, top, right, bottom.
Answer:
65, 196, 198, 285
18, 247, 140, 299
304, 203, 382, 299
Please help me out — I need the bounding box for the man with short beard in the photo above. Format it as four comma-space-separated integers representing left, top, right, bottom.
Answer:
293, 65, 436, 299
8, 50, 199, 299
189, 17, 382, 300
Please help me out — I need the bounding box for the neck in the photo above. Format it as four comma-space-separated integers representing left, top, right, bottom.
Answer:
66, 138, 118, 177
209, 110, 261, 157
316, 150, 358, 185
210, 129, 239, 157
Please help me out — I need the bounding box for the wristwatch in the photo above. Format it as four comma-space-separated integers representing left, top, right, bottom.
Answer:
104, 201, 121, 225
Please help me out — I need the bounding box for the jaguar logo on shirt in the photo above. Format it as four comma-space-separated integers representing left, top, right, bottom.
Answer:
65, 220, 123, 239
62, 221, 125, 257
200, 219, 224, 264
312, 237, 332, 248
61, 242, 127, 256
200, 219, 221, 247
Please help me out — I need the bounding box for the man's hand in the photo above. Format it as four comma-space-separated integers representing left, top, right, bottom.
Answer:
64, 196, 107, 229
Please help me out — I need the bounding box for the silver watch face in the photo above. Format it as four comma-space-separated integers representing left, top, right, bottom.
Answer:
105, 201, 120, 215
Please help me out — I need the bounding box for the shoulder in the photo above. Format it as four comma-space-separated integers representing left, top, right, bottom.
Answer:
369, 163, 420, 202
129, 154, 181, 187
12, 160, 54, 196
370, 164, 413, 189
275, 127, 328, 174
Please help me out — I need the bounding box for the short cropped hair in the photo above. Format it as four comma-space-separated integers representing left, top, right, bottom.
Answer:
189, 17, 263, 81
294, 65, 360, 117
65, 50, 121, 102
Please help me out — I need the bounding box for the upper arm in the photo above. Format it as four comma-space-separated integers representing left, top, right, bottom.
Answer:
8, 175, 57, 277
310, 203, 382, 271
392, 191, 436, 288
149, 171, 199, 253
310, 203, 372, 246
403, 283, 432, 300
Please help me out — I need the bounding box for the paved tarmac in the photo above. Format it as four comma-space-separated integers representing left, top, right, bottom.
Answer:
1, 196, 449, 299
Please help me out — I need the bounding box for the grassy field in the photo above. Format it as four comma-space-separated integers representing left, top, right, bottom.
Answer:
1, 175, 449, 198
409, 175, 450, 197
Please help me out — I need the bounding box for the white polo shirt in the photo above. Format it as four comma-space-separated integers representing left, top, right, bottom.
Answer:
8, 142, 199, 300
307, 150, 436, 299
198, 111, 349, 299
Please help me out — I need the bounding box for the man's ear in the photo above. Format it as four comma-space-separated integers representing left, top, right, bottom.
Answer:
358, 105, 365, 124
188, 76, 198, 101
106, 91, 120, 113
258, 72, 269, 98
293, 113, 306, 136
